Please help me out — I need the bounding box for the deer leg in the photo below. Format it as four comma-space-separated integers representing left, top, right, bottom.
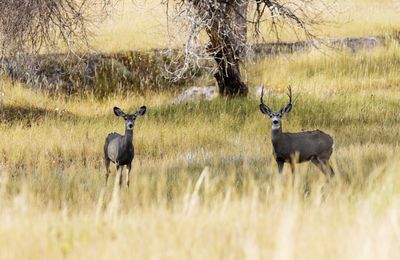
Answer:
326, 160, 335, 177
114, 164, 122, 191
105, 158, 111, 186
311, 158, 325, 174
312, 158, 333, 177
118, 165, 124, 189
125, 164, 131, 189
277, 160, 284, 174
319, 159, 335, 177
289, 161, 295, 174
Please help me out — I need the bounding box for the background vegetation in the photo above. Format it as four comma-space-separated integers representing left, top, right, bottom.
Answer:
0, 0, 400, 259
91, 0, 400, 52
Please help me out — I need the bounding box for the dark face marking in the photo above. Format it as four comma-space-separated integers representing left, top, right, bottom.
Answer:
124, 114, 137, 130
269, 112, 283, 129
260, 105, 291, 130
114, 106, 147, 131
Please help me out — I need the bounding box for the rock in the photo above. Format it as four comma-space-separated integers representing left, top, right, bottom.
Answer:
331, 36, 384, 52
174, 86, 276, 103
174, 86, 218, 103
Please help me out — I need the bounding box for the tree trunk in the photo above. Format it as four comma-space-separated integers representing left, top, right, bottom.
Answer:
206, 0, 249, 97
213, 50, 248, 97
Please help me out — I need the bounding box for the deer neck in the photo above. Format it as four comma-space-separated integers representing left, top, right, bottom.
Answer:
271, 125, 283, 143
123, 129, 133, 145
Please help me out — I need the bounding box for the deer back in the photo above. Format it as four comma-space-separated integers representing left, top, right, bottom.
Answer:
273, 130, 333, 162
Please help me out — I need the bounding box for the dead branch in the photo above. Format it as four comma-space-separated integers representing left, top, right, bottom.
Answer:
163, 0, 334, 84
0, 0, 115, 56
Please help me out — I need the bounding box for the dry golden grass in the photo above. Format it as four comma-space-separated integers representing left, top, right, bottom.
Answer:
2, 1, 400, 258
1, 39, 400, 258
92, 1, 169, 51
247, 40, 400, 92
91, 0, 400, 52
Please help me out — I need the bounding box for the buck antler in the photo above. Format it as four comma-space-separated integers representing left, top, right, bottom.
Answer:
287, 85, 292, 105
260, 86, 266, 105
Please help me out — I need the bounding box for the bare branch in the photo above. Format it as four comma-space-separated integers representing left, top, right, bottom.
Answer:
0, 0, 115, 56
163, 0, 334, 92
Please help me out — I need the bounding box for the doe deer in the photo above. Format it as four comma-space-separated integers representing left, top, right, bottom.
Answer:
104, 106, 146, 188
259, 87, 335, 176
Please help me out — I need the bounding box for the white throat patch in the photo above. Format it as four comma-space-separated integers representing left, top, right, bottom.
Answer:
272, 124, 280, 130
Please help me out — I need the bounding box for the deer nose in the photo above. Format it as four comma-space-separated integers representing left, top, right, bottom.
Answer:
127, 123, 133, 128
273, 120, 279, 124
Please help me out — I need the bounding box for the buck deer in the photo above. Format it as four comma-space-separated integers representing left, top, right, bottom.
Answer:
104, 106, 147, 188
259, 87, 335, 176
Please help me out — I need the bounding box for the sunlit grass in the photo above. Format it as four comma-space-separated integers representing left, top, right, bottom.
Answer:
1, 23, 400, 258
245, 39, 400, 94
91, 0, 400, 52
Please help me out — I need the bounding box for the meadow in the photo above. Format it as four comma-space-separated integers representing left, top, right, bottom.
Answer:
92, 0, 400, 51
1, 0, 400, 259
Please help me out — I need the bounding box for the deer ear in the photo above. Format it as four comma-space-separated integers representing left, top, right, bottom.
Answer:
113, 107, 126, 117
136, 106, 147, 116
259, 104, 271, 116
281, 103, 292, 115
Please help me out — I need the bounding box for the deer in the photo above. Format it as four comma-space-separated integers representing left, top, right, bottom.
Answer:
259, 86, 335, 176
104, 106, 147, 189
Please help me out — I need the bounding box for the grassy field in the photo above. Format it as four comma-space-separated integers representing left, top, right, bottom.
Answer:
92, 0, 400, 52
1, 0, 400, 259
1, 38, 400, 258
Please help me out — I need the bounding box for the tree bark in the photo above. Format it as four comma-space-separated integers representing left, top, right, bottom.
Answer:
205, 0, 249, 97
213, 50, 248, 97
